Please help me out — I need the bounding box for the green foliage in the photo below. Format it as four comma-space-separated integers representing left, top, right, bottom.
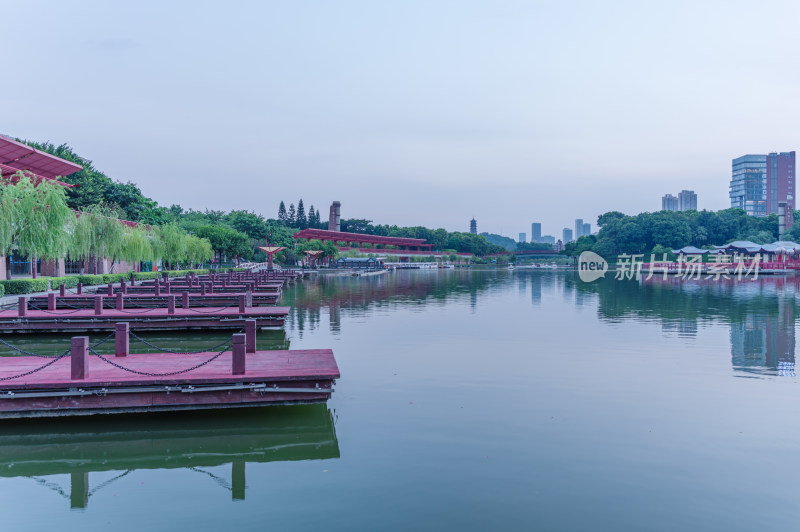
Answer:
47, 276, 80, 289
0, 279, 50, 294
480, 233, 517, 251
76, 274, 105, 286
18, 141, 170, 224
195, 225, 251, 261
566, 208, 781, 258
68, 204, 126, 272
132, 271, 162, 281
0, 173, 73, 278
102, 273, 127, 284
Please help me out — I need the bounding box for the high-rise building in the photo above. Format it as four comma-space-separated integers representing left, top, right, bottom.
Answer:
531, 223, 541, 243
730, 155, 767, 216
575, 219, 584, 240
766, 152, 795, 215
662, 194, 679, 211
541, 235, 555, 245
518, 232, 526, 243
562, 228, 573, 243
678, 190, 697, 211
582, 223, 591, 236
469, 218, 477, 234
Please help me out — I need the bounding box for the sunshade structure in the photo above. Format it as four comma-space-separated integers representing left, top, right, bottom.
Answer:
258, 245, 286, 270
303, 250, 324, 268
0, 136, 82, 185
714, 240, 800, 258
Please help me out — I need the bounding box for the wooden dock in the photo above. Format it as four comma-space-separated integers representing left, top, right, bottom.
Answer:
0, 332, 338, 417
0, 301, 289, 333
28, 292, 280, 309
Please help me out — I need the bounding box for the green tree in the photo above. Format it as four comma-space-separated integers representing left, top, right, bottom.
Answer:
287, 203, 296, 226
0, 173, 73, 279
296, 199, 307, 229
68, 203, 126, 274
278, 201, 287, 223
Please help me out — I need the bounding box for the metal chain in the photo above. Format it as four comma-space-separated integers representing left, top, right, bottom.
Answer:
0, 351, 69, 381
0, 337, 67, 358
129, 330, 240, 355
91, 332, 115, 349
90, 343, 231, 376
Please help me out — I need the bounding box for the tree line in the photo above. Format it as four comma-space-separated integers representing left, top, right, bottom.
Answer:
0, 174, 213, 279
563, 208, 793, 259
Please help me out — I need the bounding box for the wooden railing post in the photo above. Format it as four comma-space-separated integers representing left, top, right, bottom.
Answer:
238, 295, 246, 313
116, 292, 124, 310
76, 282, 83, 295
94, 295, 103, 315
154, 283, 161, 297
245, 319, 256, 353
71, 336, 89, 380
200, 283, 207, 296
107, 283, 114, 297
245, 290, 253, 308
115, 322, 129, 357
47, 292, 57, 311
18, 297, 27, 317
182, 291, 189, 309
59, 284, 66, 297
232, 333, 246, 375
167, 295, 176, 314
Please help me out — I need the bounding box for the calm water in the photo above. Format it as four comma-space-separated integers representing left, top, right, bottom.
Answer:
1, 269, 799, 531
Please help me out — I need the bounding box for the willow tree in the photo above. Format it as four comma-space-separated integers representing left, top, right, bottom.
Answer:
0, 173, 73, 279
119, 225, 154, 265
185, 235, 213, 268
154, 223, 187, 270
68, 203, 125, 274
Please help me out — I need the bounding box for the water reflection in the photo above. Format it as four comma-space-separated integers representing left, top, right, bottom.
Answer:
0, 404, 339, 509
282, 270, 508, 335
579, 274, 800, 377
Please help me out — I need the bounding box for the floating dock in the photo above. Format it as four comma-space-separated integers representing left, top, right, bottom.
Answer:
0, 334, 338, 418
0, 301, 289, 333
28, 292, 280, 309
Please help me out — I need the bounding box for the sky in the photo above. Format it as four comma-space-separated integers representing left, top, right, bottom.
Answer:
5, 0, 800, 240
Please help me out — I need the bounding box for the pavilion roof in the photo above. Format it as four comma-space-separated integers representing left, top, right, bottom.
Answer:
0, 136, 82, 180
672, 246, 723, 255
293, 228, 432, 247
1, 163, 77, 187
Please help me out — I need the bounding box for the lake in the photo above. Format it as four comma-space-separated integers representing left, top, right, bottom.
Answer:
1, 268, 798, 531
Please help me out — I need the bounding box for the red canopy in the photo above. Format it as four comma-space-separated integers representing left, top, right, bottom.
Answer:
0, 136, 82, 180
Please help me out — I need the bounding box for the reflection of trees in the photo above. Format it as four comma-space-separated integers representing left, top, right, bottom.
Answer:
283, 270, 507, 334
577, 274, 799, 375
0, 404, 338, 508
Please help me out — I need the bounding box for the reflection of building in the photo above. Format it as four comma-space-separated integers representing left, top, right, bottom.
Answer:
731, 299, 795, 376
662, 320, 698, 338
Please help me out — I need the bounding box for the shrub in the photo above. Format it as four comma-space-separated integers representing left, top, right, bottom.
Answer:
102, 273, 127, 284
76, 274, 105, 286
0, 284, 4, 297
0, 279, 50, 294
132, 271, 161, 281
47, 276, 80, 289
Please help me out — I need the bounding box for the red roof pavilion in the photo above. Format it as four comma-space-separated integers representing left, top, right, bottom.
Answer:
0, 136, 82, 183
293, 228, 433, 251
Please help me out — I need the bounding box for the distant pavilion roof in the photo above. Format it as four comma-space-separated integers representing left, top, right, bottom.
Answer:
671, 246, 723, 255
0, 136, 82, 182
293, 228, 433, 249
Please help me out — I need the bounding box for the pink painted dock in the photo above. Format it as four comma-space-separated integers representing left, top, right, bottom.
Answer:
0, 305, 290, 333
0, 348, 339, 417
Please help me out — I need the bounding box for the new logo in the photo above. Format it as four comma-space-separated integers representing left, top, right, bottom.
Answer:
578, 251, 608, 282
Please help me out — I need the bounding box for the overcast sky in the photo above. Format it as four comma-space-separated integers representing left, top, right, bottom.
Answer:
5, 0, 800, 239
